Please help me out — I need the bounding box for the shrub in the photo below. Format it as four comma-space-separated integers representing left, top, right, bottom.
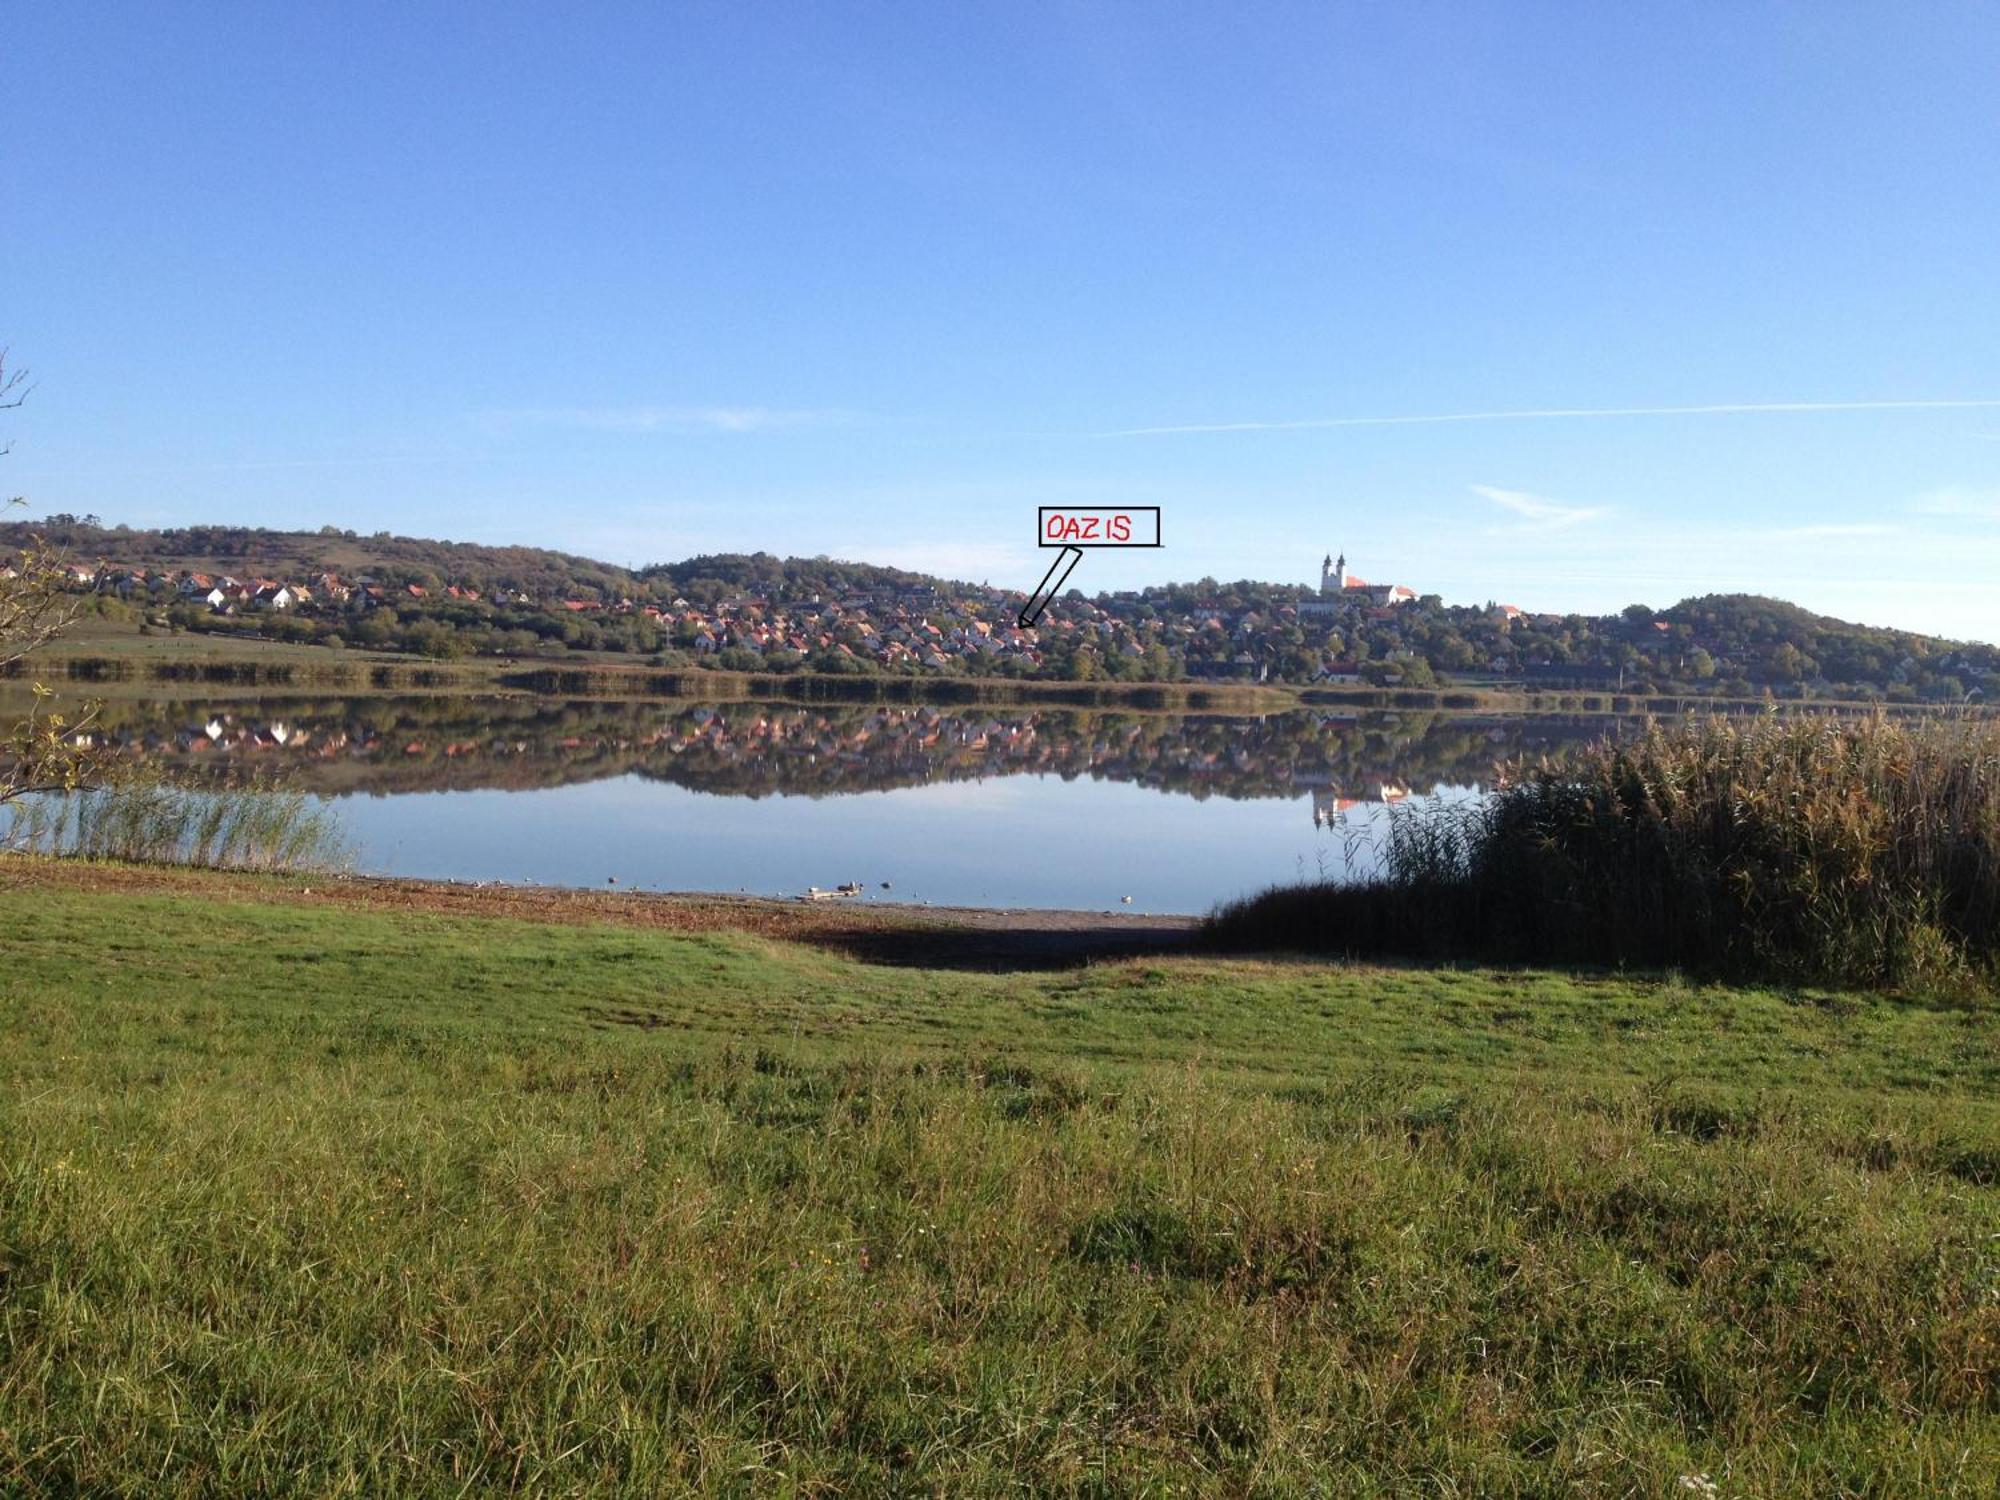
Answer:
1209, 714, 2000, 990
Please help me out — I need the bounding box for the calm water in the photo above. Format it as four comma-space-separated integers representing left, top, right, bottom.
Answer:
55, 694, 1625, 913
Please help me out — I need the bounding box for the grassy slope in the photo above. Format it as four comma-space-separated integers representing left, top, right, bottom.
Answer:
4, 871, 1997, 1494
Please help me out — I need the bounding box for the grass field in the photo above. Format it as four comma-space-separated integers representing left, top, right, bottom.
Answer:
4, 862, 1997, 1494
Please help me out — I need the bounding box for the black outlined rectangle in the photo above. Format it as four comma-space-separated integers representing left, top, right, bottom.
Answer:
1037, 506, 1163, 548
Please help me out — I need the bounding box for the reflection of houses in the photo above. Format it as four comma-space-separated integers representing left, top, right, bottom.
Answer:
1312, 781, 1411, 827
86, 700, 1611, 807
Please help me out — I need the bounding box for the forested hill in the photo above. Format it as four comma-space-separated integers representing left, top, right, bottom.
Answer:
639, 553, 967, 599
2, 520, 976, 603
8, 517, 1995, 699
1661, 594, 1966, 688
2, 519, 642, 600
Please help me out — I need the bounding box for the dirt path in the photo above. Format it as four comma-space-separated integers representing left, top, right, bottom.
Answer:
9, 856, 1203, 970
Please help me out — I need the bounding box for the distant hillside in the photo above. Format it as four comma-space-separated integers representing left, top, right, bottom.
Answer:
2, 517, 638, 601
1661, 594, 1979, 691
7, 516, 1994, 699
639, 553, 971, 601
2, 520, 990, 605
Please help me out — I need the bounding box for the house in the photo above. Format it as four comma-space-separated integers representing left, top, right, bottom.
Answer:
1315, 659, 1364, 685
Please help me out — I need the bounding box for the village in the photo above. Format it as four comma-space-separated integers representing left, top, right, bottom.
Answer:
44, 546, 1551, 686
60, 559, 1077, 673
29, 540, 1995, 699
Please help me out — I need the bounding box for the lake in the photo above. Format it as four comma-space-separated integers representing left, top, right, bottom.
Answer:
44, 694, 1627, 913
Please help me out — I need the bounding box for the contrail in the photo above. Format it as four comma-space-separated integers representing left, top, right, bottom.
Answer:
1096, 398, 2000, 438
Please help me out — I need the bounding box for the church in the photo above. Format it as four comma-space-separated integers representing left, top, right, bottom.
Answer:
1300, 553, 1417, 614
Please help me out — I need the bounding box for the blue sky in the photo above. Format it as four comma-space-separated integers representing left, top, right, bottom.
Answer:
7, 3, 1999, 639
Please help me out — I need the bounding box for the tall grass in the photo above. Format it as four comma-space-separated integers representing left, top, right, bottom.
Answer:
4, 776, 348, 873
4, 876, 1998, 1492
1211, 713, 2000, 989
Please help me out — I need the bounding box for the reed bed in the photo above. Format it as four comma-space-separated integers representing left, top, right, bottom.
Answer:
4, 776, 348, 873
1211, 713, 2000, 990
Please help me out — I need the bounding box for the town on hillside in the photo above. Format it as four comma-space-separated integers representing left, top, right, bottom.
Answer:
12, 521, 1995, 700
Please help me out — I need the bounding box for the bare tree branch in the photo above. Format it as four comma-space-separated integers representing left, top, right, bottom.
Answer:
0, 352, 107, 808
0, 349, 33, 411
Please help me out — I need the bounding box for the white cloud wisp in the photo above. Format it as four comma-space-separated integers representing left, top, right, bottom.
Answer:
1096, 397, 2000, 438
1472, 484, 1608, 532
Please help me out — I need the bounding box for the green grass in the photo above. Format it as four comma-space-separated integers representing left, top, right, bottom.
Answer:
49, 615, 397, 661
4, 880, 1998, 1493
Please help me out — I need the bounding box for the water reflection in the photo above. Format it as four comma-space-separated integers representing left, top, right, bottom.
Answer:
71, 695, 1615, 817
48, 695, 1630, 908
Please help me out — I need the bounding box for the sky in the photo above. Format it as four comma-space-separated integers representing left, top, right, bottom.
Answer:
6, 2, 1999, 640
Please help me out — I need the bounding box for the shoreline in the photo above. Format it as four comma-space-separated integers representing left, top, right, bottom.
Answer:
20, 626, 1975, 718
5, 855, 1206, 968
13, 649, 1959, 720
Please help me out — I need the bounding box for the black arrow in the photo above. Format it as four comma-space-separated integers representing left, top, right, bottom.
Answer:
1017, 545, 1083, 628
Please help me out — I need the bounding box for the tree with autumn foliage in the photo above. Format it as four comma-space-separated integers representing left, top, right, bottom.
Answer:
1, 351, 103, 810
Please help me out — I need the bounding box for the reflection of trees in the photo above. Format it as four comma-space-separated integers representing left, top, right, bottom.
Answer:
74, 695, 1616, 803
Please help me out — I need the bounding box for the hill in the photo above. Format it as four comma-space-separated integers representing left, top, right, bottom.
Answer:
5, 516, 639, 601
8, 516, 1996, 699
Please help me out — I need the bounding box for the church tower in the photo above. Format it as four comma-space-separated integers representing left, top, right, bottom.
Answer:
1320, 552, 1347, 596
